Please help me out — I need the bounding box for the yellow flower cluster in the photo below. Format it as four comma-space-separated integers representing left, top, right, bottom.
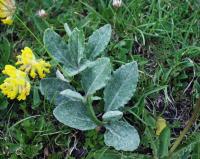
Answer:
0, 47, 51, 101
0, 65, 30, 100
16, 47, 51, 79
0, 0, 16, 25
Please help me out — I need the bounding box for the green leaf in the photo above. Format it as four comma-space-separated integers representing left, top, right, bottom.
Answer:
91, 96, 102, 101
64, 28, 90, 76
171, 133, 200, 159
104, 62, 138, 111
0, 93, 8, 110
43, 29, 70, 64
68, 28, 85, 65
191, 143, 200, 159
32, 85, 41, 109
102, 111, 123, 122
86, 148, 150, 159
64, 23, 72, 36
143, 127, 159, 158
56, 69, 69, 82
63, 61, 91, 77
81, 57, 111, 96
0, 37, 10, 67
44, 29, 89, 76
158, 127, 171, 158
53, 101, 97, 130
104, 121, 140, 151
60, 89, 84, 101
40, 77, 74, 104
86, 24, 112, 60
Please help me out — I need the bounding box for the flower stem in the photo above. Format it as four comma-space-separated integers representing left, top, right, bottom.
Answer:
15, 15, 44, 47
86, 96, 103, 126
169, 98, 200, 156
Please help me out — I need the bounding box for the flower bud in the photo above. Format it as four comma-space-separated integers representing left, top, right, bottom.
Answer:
156, 117, 167, 136
112, 0, 122, 8
36, 9, 48, 18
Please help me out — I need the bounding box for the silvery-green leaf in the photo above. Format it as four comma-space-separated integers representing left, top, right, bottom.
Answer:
104, 121, 140, 151
64, 23, 72, 36
91, 96, 102, 101
63, 60, 91, 77
104, 62, 138, 111
44, 28, 88, 77
86, 24, 112, 60
68, 28, 84, 65
43, 29, 71, 65
102, 111, 123, 122
53, 101, 97, 130
81, 57, 111, 96
60, 89, 84, 101
56, 69, 69, 82
40, 78, 74, 104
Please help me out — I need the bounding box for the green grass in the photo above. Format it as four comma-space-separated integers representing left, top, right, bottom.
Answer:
0, 0, 200, 158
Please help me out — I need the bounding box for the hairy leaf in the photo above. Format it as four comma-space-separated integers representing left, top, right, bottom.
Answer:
68, 28, 84, 65
63, 60, 91, 77
86, 24, 112, 60
81, 57, 111, 95
44, 28, 89, 76
56, 69, 69, 82
53, 101, 97, 130
60, 89, 84, 101
104, 61, 138, 111
104, 121, 140, 151
102, 111, 123, 122
43, 29, 70, 64
40, 78, 73, 104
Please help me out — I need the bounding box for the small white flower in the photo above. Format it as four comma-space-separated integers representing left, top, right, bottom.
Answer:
112, 0, 122, 8
36, 9, 47, 17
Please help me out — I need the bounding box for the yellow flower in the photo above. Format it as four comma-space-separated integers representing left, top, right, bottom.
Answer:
156, 117, 167, 136
0, 0, 16, 25
1, 16, 13, 25
2, 64, 26, 78
0, 65, 30, 101
16, 47, 51, 79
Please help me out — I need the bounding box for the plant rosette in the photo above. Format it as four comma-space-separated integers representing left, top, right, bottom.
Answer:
40, 24, 140, 151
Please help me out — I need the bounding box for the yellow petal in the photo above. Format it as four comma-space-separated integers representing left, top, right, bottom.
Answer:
0, 76, 30, 101
2, 65, 17, 77
21, 47, 35, 63
0, 11, 7, 18
16, 47, 51, 79
30, 68, 36, 78
0, 64, 31, 101
0, 0, 16, 22
1, 16, 13, 25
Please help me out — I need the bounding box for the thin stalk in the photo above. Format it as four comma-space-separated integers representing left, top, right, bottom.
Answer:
15, 15, 44, 47
169, 98, 200, 156
86, 96, 103, 126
